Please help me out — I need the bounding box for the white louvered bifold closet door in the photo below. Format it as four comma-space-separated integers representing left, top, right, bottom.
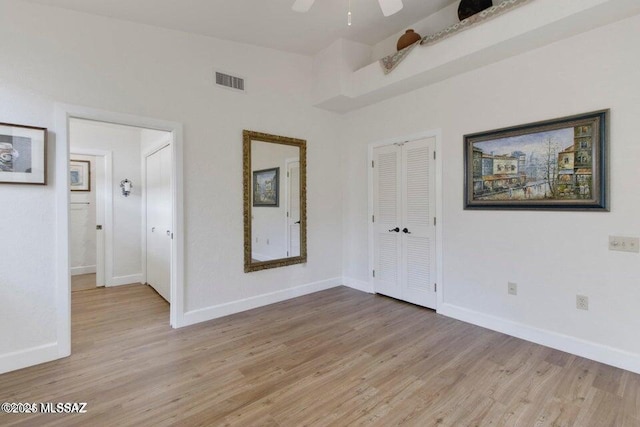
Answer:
373, 144, 402, 300
401, 139, 436, 308
373, 138, 436, 309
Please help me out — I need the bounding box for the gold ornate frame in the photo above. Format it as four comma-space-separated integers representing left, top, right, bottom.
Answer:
243, 130, 307, 272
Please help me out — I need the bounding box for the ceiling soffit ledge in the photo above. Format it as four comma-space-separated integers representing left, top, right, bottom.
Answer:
311, 0, 640, 113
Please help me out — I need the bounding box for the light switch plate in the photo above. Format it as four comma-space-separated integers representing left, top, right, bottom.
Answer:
609, 236, 640, 253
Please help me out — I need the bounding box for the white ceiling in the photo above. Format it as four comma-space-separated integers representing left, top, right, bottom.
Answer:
24, 0, 457, 55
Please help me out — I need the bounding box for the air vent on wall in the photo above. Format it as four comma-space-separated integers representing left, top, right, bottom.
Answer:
215, 71, 245, 92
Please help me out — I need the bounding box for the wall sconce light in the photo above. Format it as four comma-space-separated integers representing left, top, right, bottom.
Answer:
120, 179, 133, 197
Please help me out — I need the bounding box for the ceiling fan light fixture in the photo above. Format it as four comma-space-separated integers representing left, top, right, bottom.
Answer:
292, 0, 403, 23
379, 0, 403, 17
292, 0, 315, 13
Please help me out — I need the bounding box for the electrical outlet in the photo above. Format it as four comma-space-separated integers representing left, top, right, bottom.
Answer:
576, 295, 589, 311
508, 282, 517, 296
609, 236, 640, 253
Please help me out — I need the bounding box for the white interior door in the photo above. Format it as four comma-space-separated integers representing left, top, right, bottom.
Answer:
372, 144, 402, 300
94, 156, 105, 286
401, 138, 436, 308
287, 160, 301, 257
146, 144, 172, 302
372, 138, 436, 309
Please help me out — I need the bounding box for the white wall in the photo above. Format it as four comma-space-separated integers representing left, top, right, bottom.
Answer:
0, 0, 342, 372
140, 128, 170, 155
69, 154, 97, 275
0, 82, 57, 362
70, 119, 144, 283
342, 14, 640, 370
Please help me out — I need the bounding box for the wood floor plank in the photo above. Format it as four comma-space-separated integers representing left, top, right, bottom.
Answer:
1, 284, 639, 426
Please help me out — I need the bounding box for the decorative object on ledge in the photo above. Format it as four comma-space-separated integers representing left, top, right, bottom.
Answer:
379, 0, 530, 75
70, 160, 91, 191
397, 29, 421, 51
458, 0, 493, 21
464, 109, 609, 211
120, 179, 133, 197
0, 122, 47, 185
380, 41, 420, 74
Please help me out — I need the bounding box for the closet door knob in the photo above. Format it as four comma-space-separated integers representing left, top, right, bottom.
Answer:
402, 228, 411, 234
388, 227, 400, 233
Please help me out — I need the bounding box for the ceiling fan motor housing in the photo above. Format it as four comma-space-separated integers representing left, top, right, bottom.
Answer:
458, 0, 493, 21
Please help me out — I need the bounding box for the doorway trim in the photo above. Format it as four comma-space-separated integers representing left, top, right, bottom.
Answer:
55, 103, 185, 358
284, 157, 298, 258
367, 129, 444, 309
69, 148, 112, 287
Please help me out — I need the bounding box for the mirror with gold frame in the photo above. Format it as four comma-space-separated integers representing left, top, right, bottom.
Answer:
243, 130, 307, 272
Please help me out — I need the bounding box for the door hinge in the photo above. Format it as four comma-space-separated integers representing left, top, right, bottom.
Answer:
372, 215, 375, 223
434, 151, 436, 160
287, 172, 290, 177
372, 160, 374, 168
287, 251, 289, 256
171, 233, 174, 239
372, 270, 376, 278
96, 225, 103, 230
434, 283, 437, 292
433, 217, 436, 226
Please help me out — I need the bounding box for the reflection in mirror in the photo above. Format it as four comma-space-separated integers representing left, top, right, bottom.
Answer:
243, 130, 306, 272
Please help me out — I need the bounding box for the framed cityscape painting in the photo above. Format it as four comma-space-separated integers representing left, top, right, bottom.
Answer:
253, 167, 279, 207
0, 122, 47, 185
464, 110, 608, 210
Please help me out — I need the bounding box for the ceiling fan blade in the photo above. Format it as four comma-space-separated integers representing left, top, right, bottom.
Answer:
292, 0, 315, 13
378, 0, 403, 17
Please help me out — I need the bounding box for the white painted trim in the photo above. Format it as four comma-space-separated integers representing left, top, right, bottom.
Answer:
70, 148, 112, 287
342, 276, 374, 293
182, 277, 343, 327
54, 107, 72, 359
438, 303, 640, 375
0, 343, 59, 375
54, 103, 186, 374
284, 157, 297, 258
109, 274, 144, 287
71, 265, 96, 276
367, 129, 443, 308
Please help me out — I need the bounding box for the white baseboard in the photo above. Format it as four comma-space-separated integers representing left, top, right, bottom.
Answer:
108, 274, 143, 287
0, 343, 60, 375
181, 277, 343, 327
342, 276, 374, 293
71, 265, 96, 276
438, 302, 640, 375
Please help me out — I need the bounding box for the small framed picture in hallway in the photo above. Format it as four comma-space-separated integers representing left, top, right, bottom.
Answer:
464, 110, 608, 211
70, 159, 91, 191
0, 122, 47, 185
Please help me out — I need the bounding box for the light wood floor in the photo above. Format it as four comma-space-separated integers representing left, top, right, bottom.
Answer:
1, 285, 639, 426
